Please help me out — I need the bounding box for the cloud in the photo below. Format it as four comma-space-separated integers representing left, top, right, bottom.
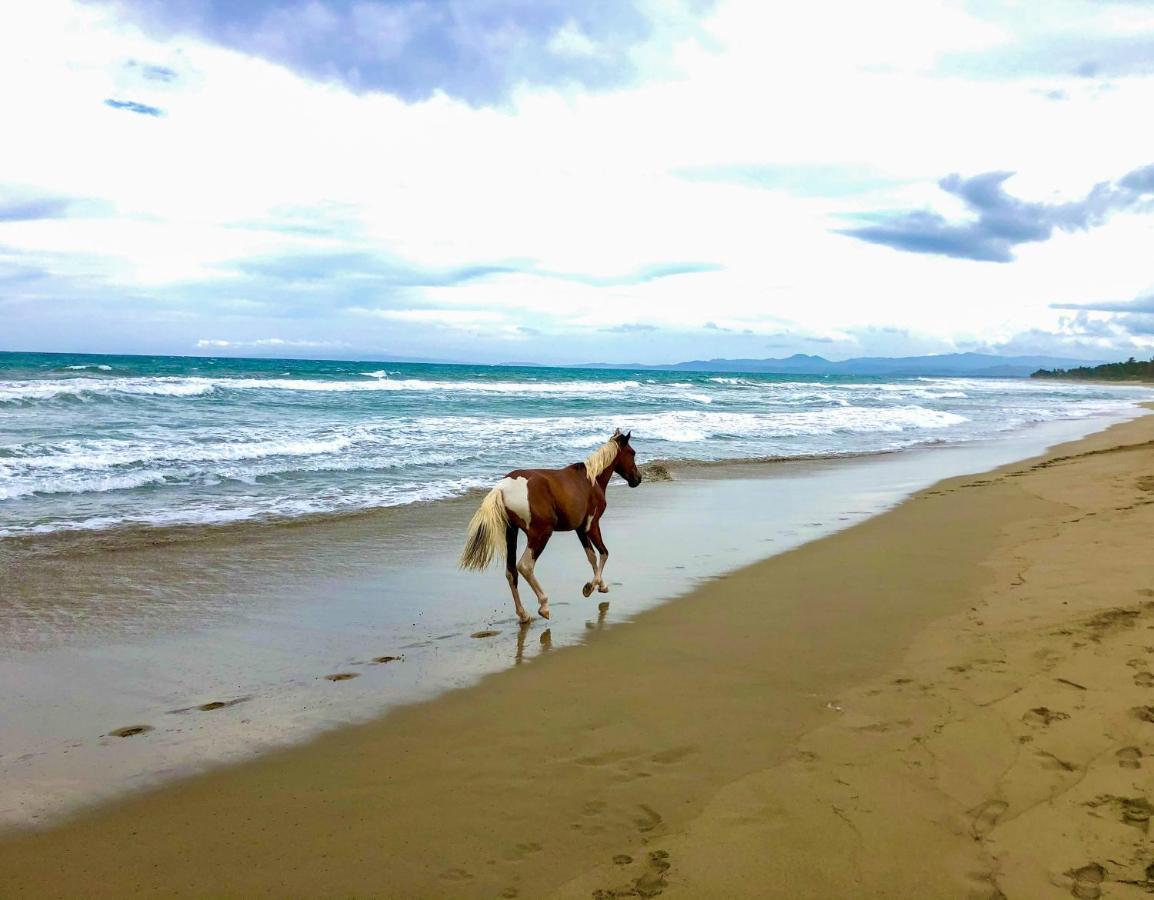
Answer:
599, 322, 657, 333
559, 261, 722, 286
676, 163, 899, 197
95, 0, 712, 105
1049, 293, 1154, 339
940, 32, 1154, 81
841, 164, 1154, 262
138, 62, 178, 82
228, 251, 719, 295
232, 251, 520, 287
195, 338, 350, 349
1051, 293, 1154, 314
0, 194, 73, 221
104, 98, 165, 116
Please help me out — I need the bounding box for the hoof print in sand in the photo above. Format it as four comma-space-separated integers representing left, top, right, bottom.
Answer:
108, 725, 153, 738
324, 672, 360, 682
1086, 794, 1153, 829
633, 804, 663, 833
470, 630, 500, 639
970, 799, 1008, 838
1135, 672, 1154, 687
1132, 706, 1154, 723
1067, 863, 1105, 899
594, 849, 671, 899
372, 655, 403, 664
1022, 706, 1070, 727
1117, 747, 1143, 769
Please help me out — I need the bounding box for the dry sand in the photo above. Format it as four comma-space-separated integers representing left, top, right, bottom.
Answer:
2, 412, 1154, 898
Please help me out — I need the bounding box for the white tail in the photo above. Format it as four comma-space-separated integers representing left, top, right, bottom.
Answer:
459, 486, 509, 571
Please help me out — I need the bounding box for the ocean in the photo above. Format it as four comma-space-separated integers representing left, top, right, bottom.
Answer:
1, 350, 1151, 541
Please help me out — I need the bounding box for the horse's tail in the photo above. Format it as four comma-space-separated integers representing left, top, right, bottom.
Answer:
459, 486, 509, 571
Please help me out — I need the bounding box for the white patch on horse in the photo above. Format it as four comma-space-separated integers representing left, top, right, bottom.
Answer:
498, 476, 531, 526
585, 514, 594, 530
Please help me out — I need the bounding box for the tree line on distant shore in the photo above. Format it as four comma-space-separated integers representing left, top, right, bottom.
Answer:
1032, 355, 1154, 381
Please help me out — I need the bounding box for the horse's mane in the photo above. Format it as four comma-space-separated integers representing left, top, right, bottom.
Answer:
583, 435, 620, 484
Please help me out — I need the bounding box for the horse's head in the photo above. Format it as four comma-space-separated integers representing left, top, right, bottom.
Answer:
612, 429, 642, 487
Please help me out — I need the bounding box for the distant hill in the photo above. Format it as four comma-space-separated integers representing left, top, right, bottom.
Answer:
1032, 355, 1154, 382
584, 352, 1107, 378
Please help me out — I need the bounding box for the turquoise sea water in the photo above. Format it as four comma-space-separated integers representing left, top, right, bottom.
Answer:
1, 350, 1151, 539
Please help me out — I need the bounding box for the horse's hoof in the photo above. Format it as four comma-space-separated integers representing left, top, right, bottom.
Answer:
518, 616, 532, 626
538, 604, 551, 620
582, 582, 595, 598
597, 584, 610, 594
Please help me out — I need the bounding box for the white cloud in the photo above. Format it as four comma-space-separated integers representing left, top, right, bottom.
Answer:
195, 338, 349, 349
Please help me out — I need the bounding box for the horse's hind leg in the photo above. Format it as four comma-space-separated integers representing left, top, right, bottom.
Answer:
577, 528, 598, 598
589, 522, 610, 593
517, 526, 553, 619
505, 525, 530, 624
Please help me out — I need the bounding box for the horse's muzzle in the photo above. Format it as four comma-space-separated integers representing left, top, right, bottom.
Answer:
627, 475, 642, 487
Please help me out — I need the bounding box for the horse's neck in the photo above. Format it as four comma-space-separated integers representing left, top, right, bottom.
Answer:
593, 459, 616, 492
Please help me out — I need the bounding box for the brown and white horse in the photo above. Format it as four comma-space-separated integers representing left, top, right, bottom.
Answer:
459, 429, 643, 623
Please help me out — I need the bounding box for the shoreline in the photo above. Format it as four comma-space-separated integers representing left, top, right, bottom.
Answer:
0, 411, 1143, 831
0, 447, 896, 558
2, 408, 1153, 895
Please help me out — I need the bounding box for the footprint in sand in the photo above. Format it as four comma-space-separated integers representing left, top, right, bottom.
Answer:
470, 630, 500, 639
633, 804, 663, 834
1022, 706, 1070, 727
1067, 863, 1105, 900
324, 672, 360, 681
634, 850, 671, 898
1117, 747, 1143, 769
1132, 706, 1154, 723
372, 655, 403, 664
108, 725, 153, 738
1135, 672, 1154, 687
439, 867, 473, 882
503, 841, 542, 862
650, 746, 696, 765
970, 799, 1009, 838
1121, 797, 1153, 827
594, 849, 671, 900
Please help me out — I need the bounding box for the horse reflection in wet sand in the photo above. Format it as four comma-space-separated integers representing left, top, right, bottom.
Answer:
459, 429, 643, 623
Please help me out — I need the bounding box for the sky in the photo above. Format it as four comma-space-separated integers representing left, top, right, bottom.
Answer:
1, 0, 1153, 366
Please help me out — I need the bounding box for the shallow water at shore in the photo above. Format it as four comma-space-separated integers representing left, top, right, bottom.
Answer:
1, 410, 1147, 828
4, 351, 1150, 541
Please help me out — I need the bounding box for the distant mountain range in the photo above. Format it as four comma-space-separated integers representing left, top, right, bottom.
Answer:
580, 352, 1110, 378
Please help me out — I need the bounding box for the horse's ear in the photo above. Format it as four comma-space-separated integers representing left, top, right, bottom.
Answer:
611, 428, 622, 440
624, 431, 632, 443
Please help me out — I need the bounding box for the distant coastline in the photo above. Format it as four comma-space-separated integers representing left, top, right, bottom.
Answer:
1032, 354, 1154, 383
1, 348, 1114, 379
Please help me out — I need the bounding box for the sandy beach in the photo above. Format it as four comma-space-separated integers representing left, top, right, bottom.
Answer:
2, 409, 1154, 897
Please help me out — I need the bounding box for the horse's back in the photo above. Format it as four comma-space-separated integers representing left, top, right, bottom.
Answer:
503, 465, 595, 530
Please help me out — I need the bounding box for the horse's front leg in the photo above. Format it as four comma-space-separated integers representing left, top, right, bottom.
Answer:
517, 525, 554, 619
588, 521, 610, 593
577, 528, 599, 598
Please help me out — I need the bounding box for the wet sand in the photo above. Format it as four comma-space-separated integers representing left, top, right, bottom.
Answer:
2, 411, 1154, 897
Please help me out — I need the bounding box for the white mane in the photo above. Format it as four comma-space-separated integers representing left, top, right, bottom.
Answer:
583, 434, 621, 484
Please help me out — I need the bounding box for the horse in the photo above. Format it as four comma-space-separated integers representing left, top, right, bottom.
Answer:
459, 429, 643, 624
